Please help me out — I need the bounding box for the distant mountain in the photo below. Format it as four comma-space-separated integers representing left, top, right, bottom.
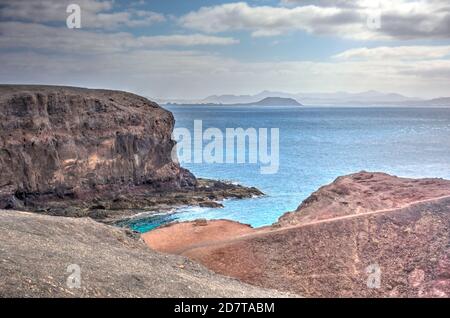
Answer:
295, 90, 420, 105
425, 97, 450, 106
198, 90, 420, 106
247, 97, 302, 106
202, 91, 295, 104
165, 96, 302, 107
397, 97, 450, 107
160, 90, 448, 107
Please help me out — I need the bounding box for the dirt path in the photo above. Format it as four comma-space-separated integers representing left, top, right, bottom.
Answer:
173, 194, 450, 255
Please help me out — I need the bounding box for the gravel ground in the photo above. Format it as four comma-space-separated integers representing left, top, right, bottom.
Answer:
0, 210, 293, 298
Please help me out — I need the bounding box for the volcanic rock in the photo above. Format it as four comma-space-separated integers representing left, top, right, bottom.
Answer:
0, 210, 291, 297
0, 85, 262, 220
145, 172, 450, 297
277, 171, 450, 226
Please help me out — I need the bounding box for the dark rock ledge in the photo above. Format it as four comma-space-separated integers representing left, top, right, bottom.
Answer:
2, 178, 262, 224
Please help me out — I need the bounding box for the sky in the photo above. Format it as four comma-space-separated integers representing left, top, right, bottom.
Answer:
1, 0, 450, 99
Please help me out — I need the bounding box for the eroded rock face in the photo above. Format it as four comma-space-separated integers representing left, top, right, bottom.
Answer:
0, 85, 195, 198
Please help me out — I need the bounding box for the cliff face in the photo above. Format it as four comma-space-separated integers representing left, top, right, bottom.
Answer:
0, 85, 262, 220
144, 172, 450, 297
0, 85, 195, 197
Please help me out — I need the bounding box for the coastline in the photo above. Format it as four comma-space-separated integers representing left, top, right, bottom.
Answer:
1, 85, 449, 298
142, 171, 450, 297
1, 170, 449, 297
1, 177, 263, 224
0, 85, 263, 224
0, 209, 294, 298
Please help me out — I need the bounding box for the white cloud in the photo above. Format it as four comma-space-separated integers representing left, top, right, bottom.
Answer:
1, 0, 449, 99
334, 46, 450, 60
139, 34, 239, 47
179, 1, 450, 40
2, 43, 450, 99
85, 10, 165, 29
281, 0, 360, 8
179, 2, 363, 38
0, 22, 239, 53
0, 0, 165, 29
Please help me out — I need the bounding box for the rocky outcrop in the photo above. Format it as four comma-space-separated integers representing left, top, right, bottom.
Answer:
277, 171, 450, 227
0, 85, 193, 194
144, 172, 450, 297
0, 85, 261, 220
0, 210, 292, 297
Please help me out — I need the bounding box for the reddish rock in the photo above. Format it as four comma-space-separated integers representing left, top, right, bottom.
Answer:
143, 219, 254, 254
277, 171, 450, 226
145, 172, 450, 297
0, 210, 293, 298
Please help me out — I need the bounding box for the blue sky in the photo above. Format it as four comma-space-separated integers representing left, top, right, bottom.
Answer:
1, 0, 450, 99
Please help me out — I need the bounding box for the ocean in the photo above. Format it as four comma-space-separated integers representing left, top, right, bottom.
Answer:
123, 106, 450, 233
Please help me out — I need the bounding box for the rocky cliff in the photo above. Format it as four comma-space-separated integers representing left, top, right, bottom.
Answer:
0, 210, 291, 297
0, 85, 194, 194
0, 85, 261, 220
144, 172, 450, 297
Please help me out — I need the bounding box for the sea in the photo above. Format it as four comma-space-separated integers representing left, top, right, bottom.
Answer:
120, 106, 450, 233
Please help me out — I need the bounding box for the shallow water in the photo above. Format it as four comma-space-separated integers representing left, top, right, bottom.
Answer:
122, 106, 450, 233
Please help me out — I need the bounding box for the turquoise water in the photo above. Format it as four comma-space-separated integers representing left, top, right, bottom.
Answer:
122, 106, 450, 233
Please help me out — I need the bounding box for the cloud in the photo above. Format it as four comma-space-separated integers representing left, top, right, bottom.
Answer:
85, 10, 165, 29
0, 0, 165, 29
179, 2, 363, 38
334, 45, 450, 60
179, 1, 450, 40
1, 0, 449, 99
280, 0, 360, 8
139, 34, 239, 47
2, 43, 450, 99
0, 22, 239, 53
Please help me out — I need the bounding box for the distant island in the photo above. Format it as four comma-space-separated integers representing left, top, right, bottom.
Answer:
165, 96, 303, 107
158, 90, 450, 107
249, 97, 302, 106
397, 97, 450, 107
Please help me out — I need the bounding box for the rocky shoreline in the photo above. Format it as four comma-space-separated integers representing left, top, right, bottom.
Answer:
0, 85, 262, 224
1, 85, 449, 298
2, 170, 448, 298
144, 172, 450, 297
1, 177, 262, 224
